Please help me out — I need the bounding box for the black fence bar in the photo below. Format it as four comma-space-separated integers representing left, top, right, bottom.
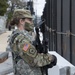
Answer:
69, 0, 72, 63
71, 0, 75, 65
61, 0, 63, 56
57, 0, 62, 55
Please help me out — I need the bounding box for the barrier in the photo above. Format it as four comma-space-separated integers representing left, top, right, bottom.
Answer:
48, 51, 75, 75
0, 52, 14, 75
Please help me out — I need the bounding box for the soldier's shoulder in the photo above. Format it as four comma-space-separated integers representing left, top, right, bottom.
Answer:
14, 33, 25, 43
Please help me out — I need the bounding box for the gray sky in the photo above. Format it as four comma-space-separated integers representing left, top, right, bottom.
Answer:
20, 0, 46, 16
33, 0, 46, 16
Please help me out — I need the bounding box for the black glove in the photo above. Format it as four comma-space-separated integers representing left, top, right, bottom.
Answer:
51, 55, 57, 66
45, 55, 57, 68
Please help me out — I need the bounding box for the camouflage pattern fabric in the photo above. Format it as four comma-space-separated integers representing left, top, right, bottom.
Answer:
13, 9, 33, 19
16, 59, 42, 75
10, 29, 53, 75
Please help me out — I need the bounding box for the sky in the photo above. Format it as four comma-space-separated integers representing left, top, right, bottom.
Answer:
33, 0, 46, 16
8, 0, 46, 16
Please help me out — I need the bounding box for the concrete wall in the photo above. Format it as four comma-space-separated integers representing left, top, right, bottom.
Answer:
0, 16, 7, 34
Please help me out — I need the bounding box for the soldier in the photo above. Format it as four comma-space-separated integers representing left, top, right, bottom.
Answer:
8, 9, 57, 75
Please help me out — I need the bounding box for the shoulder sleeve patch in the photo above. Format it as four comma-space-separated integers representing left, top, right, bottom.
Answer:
23, 43, 30, 51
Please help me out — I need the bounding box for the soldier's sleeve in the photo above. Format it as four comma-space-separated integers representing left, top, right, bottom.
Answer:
16, 34, 54, 67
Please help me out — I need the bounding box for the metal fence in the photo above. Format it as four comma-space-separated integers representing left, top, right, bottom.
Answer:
42, 0, 75, 65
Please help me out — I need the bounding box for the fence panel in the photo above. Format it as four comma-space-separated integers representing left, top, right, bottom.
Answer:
42, 0, 75, 65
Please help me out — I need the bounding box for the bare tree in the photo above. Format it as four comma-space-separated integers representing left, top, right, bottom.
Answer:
10, 0, 27, 11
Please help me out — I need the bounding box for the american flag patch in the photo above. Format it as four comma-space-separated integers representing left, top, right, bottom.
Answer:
23, 43, 30, 51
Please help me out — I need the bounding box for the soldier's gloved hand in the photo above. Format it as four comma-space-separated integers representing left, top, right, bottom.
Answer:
51, 55, 57, 65
45, 63, 53, 68
46, 55, 57, 68
51, 55, 57, 66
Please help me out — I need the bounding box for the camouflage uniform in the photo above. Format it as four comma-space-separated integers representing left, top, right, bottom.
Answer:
8, 29, 53, 75
8, 9, 55, 75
